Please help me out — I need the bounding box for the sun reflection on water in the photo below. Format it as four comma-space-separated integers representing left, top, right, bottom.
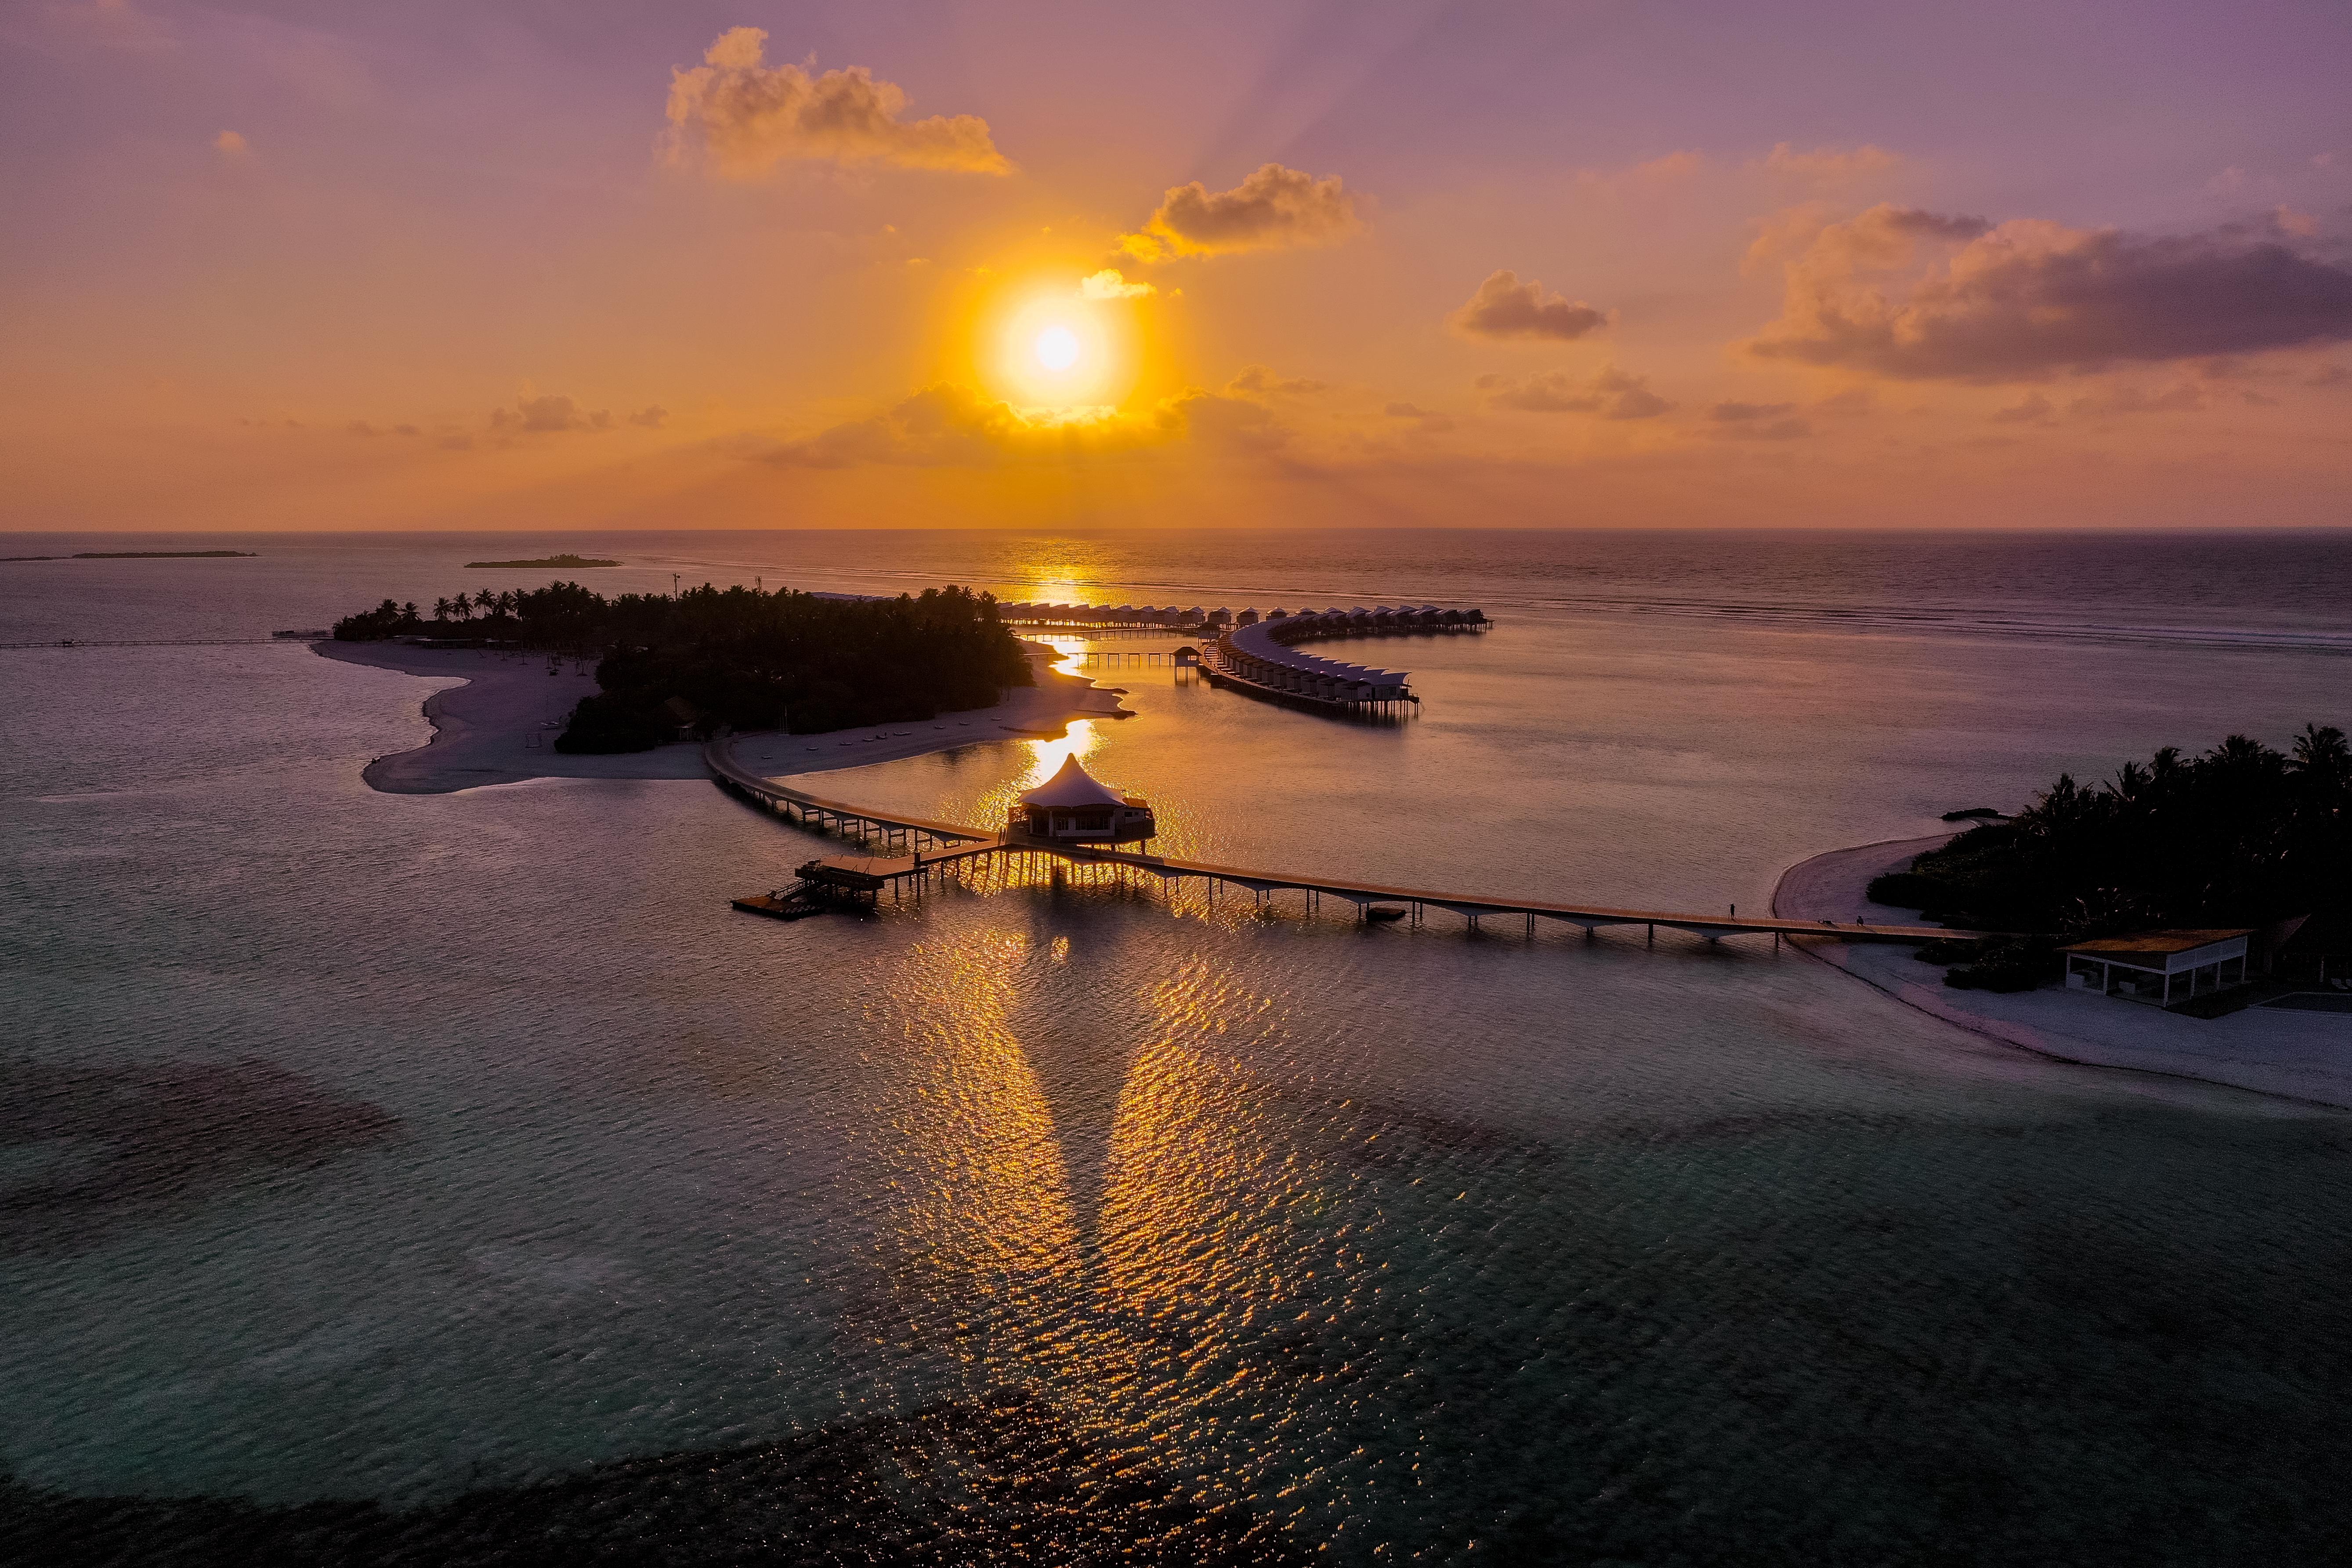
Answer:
1023, 632, 1090, 677
971, 715, 1107, 831
864, 915, 1346, 1528
868, 928, 1083, 1359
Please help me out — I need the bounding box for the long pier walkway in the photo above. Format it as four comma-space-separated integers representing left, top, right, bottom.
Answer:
706, 737, 1971, 945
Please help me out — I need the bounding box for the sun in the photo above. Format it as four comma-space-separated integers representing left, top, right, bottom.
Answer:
1035, 326, 1080, 371
975, 286, 1140, 410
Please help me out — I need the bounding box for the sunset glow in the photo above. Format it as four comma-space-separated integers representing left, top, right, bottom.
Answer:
979, 287, 1138, 413
1, 6, 2345, 534
13, 7, 2352, 1556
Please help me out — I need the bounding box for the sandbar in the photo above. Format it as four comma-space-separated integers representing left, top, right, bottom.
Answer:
1775, 834, 2352, 1110
315, 639, 1123, 796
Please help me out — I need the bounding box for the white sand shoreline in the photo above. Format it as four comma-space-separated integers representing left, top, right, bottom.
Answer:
315, 638, 1124, 796
1773, 833, 2352, 1111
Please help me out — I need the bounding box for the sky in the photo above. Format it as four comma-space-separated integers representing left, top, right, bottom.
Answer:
4, 0, 2350, 531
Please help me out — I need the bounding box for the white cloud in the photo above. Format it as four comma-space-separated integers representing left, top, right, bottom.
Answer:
1078, 269, 1154, 301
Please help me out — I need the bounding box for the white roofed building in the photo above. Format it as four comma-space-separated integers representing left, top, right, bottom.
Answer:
1010, 755, 1156, 845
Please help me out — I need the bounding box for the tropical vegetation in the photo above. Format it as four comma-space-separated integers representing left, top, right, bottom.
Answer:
1874, 725, 2352, 940
333, 581, 1032, 749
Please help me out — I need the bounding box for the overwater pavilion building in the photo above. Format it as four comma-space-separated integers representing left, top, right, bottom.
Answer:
1010, 755, 1156, 845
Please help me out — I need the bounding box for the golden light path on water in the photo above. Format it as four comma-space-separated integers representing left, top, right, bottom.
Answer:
866, 910, 1351, 1529
962, 632, 1109, 833
860, 609, 1360, 1509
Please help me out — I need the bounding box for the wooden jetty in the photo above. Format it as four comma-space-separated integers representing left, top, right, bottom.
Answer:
706, 738, 1980, 947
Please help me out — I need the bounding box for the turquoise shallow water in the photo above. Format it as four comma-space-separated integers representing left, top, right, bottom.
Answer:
7, 531, 2352, 1563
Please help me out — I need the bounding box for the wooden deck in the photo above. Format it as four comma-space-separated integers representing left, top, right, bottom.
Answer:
707, 736, 1979, 944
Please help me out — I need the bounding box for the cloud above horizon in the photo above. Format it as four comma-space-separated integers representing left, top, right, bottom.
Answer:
1118, 163, 1361, 262
1227, 365, 1326, 396
1478, 365, 1669, 419
665, 28, 1008, 177
1748, 204, 2352, 379
1077, 268, 1154, 300
492, 393, 610, 432
737, 381, 1295, 469
1451, 270, 1610, 342
1708, 400, 1810, 439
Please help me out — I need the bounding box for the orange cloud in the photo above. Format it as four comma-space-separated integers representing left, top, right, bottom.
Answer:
1159, 387, 1291, 451
492, 394, 610, 433
1225, 365, 1325, 395
1742, 202, 1835, 274
1478, 366, 1669, 419
1118, 163, 1361, 262
1707, 401, 1811, 440
665, 28, 1008, 177
1450, 270, 1609, 342
738, 380, 1307, 468
213, 129, 249, 157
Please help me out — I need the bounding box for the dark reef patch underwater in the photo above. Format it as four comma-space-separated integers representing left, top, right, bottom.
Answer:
4, 1391, 1306, 1567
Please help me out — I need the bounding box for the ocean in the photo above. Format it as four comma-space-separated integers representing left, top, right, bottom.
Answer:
7, 529, 2352, 1564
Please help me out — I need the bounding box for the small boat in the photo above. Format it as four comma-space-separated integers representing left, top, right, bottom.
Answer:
1366, 905, 1408, 923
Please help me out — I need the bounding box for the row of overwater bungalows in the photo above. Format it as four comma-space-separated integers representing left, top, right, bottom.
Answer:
1218, 612, 1421, 706
995, 601, 1487, 632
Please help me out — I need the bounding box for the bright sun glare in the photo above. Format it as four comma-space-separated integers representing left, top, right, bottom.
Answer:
984, 287, 1138, 410
1035, 326, 1080, 371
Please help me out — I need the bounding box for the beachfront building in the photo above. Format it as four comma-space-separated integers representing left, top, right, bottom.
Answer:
1009, 755, 1156, 845
2062, 929, 2252, 1007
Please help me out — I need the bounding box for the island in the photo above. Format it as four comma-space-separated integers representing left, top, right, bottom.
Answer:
2, 550, 258, 561
333, 581, 1033, 748
314, 579, 1129, 794
463, 554, 620, 569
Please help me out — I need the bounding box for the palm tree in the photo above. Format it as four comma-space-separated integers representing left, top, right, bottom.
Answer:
2290, 723, 2350, 783
452, 592, 473, 621
2207, 734, 2279, 769
433, 597, 452, 621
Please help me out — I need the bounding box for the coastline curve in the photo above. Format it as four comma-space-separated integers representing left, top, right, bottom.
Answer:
1773, 834, 2352, 1112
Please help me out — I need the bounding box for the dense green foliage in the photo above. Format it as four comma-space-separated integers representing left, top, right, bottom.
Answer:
333, 581, 1032, 750
1873, 725, 2352, 937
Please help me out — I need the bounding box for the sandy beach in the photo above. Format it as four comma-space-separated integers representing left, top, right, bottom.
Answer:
1775, 833, 2352, 1109
315, 638, 1125, 796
